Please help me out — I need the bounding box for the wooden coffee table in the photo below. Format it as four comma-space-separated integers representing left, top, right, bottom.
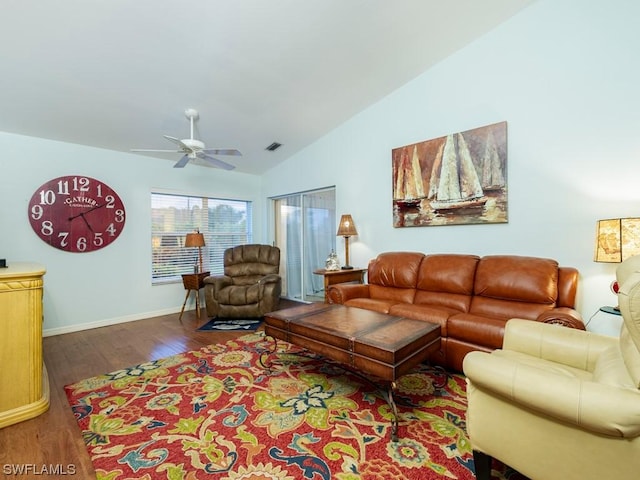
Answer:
263, 303, 441, 440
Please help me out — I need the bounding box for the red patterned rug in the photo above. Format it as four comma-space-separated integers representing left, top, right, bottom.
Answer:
64, 332, 527, 479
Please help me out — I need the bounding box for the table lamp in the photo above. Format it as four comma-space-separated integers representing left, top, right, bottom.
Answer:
594, 217, 640, 312
337, 214, 358, 270
185, 230, 206, 273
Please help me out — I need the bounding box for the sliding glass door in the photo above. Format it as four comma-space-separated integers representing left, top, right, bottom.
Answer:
273, 188, 336, 302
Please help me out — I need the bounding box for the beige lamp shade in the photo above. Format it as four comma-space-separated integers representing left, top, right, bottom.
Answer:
184, 232, 205, 248
594, 218, 640, 263
337, 214, 358, 237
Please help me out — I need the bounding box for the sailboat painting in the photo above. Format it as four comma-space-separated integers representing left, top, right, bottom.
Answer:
392, 121, 507, 228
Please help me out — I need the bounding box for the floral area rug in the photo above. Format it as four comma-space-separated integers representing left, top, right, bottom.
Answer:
64, 332, 527, 480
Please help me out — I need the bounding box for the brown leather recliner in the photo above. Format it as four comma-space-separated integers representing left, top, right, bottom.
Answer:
203, 244, 281, 318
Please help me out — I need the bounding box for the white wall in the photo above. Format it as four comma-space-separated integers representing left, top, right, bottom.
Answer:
262, 0, 640, 336
1, 132, 263, 335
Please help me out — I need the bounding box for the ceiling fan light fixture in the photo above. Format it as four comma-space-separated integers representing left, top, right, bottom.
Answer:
132, 108, 241, 170
181, 138, 205, 150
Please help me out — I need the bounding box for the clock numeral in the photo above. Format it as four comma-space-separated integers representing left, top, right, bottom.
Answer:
96, 184, 103, 197
106, 194, 115, 208
106, 223, 117, 236
72, 177, 90, 192
39, 189, 55, 205
58, 232, 69, 247
76, 237, 87, 252
93, 233, 104, 247
115, 209, 125, 223
41, 221, 54, 236
31, 205, 44, 220
57, 180, 70, 195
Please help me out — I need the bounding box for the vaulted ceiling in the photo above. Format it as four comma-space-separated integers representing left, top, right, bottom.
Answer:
1, 0, 536, 174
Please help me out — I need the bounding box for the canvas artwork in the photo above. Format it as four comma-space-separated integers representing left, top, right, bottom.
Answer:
392, 121, 508, 228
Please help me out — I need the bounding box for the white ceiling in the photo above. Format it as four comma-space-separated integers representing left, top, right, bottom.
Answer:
1, 0, 536, 174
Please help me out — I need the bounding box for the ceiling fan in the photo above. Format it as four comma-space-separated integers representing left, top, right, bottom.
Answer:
131, 108, 241, 169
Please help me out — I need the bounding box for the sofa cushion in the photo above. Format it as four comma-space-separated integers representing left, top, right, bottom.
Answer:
216, 284, 262, 305
368, 284, 416, 304
592, 344, 637, 389
470, 296, 553, 321
448, 313, 506, 350
472, 255, 559, 306
344, 298, 398, 314
368, 252, 424, 288
388, 303, 455, 335
414, 254, 479, 312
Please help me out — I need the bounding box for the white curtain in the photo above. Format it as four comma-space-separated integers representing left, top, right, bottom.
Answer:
273, 188, 335, 300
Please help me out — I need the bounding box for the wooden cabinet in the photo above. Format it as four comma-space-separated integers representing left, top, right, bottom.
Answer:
0, 262, 49, 428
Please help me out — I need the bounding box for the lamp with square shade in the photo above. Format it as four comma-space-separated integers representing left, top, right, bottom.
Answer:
594, 217, 640, 314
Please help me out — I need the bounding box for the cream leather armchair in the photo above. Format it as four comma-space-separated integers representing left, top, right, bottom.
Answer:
463, 254, 640, 480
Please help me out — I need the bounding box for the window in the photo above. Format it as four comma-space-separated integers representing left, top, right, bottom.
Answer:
151, 193, 252, 284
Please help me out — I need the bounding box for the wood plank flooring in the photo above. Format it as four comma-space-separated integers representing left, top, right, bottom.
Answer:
0, 301, 301, 479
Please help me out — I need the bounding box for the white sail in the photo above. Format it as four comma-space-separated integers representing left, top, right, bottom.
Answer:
394, 145, 425, 206
429, 133, 486, 211
428, 141, 444, 199
481, 130, 504, 190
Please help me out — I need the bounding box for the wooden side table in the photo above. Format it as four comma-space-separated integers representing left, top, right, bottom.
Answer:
313, 268, 367, 302
179, 271, 210, 321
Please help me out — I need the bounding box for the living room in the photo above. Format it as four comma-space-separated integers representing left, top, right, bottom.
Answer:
2, 0, 639, 478
3, 0, 636, 340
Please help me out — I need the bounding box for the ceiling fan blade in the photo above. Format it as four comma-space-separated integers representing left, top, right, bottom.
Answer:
173, 155, 191, 168
163, 135, 190, 150
202, 148, 242, 157
131, 148, 182, 153
198, 153, 235, 170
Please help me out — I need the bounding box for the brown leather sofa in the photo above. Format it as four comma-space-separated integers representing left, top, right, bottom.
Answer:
203, 244, 282, 319
327, 252, 584, 372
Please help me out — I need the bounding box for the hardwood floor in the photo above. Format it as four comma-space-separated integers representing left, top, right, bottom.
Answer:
0, 301, 302, 479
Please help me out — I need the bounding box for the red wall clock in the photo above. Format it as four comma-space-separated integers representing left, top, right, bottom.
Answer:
28, 175, 126, 252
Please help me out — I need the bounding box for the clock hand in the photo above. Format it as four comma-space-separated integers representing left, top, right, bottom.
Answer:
68, 203, 106, 221
79, 213, 95, 233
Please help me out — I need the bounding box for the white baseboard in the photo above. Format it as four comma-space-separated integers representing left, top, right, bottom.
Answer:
43, 307, 184, 337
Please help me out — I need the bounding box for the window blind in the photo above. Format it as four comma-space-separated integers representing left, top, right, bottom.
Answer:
151, 193, 252, 284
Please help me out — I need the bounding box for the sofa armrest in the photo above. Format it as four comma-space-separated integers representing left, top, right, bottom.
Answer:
464, 351, 640, 438
503, 319, 617, 371
327, 284, 371, 304
536, 307, 585, 330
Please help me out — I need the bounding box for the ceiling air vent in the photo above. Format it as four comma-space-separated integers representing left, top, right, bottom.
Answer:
265, 142, 282, 151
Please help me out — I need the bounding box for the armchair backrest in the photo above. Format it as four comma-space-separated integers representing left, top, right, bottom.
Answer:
617, 255, 640, 388
224, 244, 280, 286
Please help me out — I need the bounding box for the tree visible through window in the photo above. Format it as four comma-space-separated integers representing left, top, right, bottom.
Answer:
151, 193, 252, 284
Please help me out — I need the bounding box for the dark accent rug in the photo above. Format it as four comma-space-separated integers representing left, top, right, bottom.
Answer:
197, 318, 263, 331
64, 332, 528, 479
